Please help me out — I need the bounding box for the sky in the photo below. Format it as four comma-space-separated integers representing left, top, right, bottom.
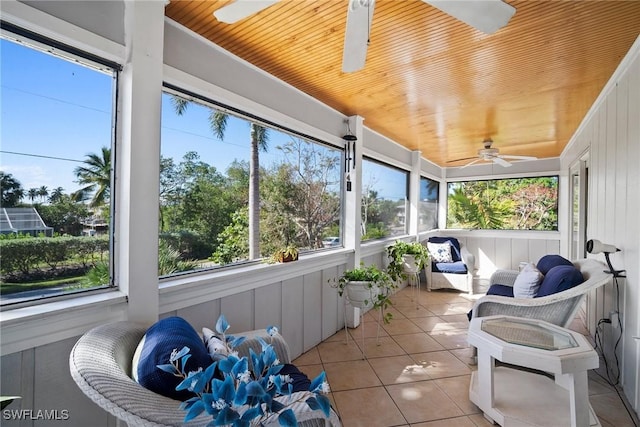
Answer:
1, 36, 407, 202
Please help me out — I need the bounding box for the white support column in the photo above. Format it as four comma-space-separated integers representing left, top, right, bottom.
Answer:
116, 0, 165, 324
343, 115, 364, 267
409, 150, 421, 238
438, 176, 448, 230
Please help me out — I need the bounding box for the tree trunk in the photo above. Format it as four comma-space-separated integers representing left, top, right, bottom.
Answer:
249, 125, 260, 260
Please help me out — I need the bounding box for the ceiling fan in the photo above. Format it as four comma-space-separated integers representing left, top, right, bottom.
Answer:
450, 139, 538, 168
213, 0, 516, 73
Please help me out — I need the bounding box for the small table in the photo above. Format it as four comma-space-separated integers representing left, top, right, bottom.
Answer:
468, 315, 600, 427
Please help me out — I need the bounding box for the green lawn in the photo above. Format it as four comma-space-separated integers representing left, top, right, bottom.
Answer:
0, 276, 84, 295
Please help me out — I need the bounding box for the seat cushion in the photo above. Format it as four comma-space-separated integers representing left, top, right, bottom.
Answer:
536, 265, 584, 297
536, 254, 573, 275
433, 260, 468, 274
486, 284, 515, 297
428, 237, 462, 262
135, 316, 212, 401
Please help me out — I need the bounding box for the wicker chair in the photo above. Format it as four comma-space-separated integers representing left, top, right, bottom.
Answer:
424, 236, 475, 294
69, 321, 341, 427
470, 259, 612, 327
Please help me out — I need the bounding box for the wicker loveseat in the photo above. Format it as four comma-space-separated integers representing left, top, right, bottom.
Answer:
69, 321, 341, 427
469, 258, 612, 327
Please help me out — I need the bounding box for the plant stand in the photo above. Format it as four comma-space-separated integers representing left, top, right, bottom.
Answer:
342, 281, 383, 359
402, 254, 422, 310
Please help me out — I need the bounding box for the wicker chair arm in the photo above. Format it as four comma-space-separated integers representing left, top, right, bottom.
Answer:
460, 245, 475, 270
489, 269, 519, 287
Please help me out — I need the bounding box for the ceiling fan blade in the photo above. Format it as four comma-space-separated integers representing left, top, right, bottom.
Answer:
493, 156, 513, 167
446, 156, 478, 163
213, 0, 279, 24
460, 158, 484, 169
499, 155, 538, 161
342, 0, 376, 73
422, 0, 516, 34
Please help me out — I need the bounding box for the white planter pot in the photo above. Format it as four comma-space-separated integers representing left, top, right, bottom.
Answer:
402, 254, 420, 274
345, 281, 379, 309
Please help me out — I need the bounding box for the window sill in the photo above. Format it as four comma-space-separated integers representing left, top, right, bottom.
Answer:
159, 248, 353, 313
0, 291, 128, 356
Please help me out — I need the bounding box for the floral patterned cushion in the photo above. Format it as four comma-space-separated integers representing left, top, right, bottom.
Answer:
427, 242, 453, 263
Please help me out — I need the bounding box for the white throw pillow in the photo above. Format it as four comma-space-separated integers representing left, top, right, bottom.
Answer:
202, 327, 231, 361
427, 242, 453, 263
513, 263, 544, 298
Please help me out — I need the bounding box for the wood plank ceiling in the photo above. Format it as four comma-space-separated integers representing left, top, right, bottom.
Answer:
165, 0, 640, 167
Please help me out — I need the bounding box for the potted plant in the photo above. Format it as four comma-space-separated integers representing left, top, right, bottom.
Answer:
329, 263, 397, 323
386, 240, 430, 281
270, 245, 299, 263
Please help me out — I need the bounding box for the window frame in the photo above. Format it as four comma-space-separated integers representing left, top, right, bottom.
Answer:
446, 174, 560, 231
419, 175, 439, 232
360, 156, 410, 241
159, 84, 346, 275
0, 22, 120, 308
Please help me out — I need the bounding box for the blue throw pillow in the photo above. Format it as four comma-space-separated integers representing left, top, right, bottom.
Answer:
536, 265, 584, 297
486, 284, 515, 297
136, 316, 212, 401
536, 254, 573, 275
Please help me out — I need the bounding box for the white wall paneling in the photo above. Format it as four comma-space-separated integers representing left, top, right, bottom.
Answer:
254, 282, 283, 333
303, 271, 323, 353
281, 278, 305, 358
561, 35, 640, 414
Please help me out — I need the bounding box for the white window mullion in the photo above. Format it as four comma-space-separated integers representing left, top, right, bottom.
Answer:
116, 0, 165, 324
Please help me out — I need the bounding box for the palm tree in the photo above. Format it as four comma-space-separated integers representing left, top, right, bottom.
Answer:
37, 186, 49, 203
0, 172, 25, 207
28, 188, 38, 205
72, 147, 111, 208
172, 96, 269, 260
49, 187, 65, 204
447, 186, 507, 229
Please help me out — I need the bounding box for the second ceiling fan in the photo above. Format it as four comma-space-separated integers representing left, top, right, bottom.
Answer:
213, 0, 516, 73
450, 139, 538, 168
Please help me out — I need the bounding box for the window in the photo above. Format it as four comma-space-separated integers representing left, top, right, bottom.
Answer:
0, 27, 118, 306
447, 176, 558, 230
158, 89, 342, 275
419, 176, 439, 232
361, 158, 408, 240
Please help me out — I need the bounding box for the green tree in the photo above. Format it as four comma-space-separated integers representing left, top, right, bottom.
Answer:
73, 146, 111, 208
264, 137, 341, 250
509, 178, 558, 230
171, 96, 269, 260
0, 172, 24, 207
210, 208, 249, 265
160, 152, 238, 259
38, 195, 90, 236
446, 177, 558, 230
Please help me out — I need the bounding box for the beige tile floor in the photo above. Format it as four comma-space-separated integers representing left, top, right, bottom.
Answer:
292, 286, 639, 427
